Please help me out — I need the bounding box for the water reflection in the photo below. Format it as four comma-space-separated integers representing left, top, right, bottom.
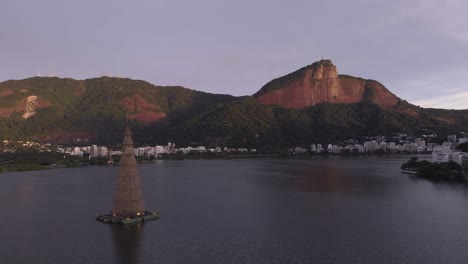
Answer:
111, 224, 144, 264
258, 159, 399, 198
17, 177, 35, 205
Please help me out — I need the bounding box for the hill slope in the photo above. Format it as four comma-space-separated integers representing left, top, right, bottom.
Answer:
167, 97, 468, 148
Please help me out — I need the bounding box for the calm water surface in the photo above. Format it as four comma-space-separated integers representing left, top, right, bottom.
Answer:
1, 156, 468, 264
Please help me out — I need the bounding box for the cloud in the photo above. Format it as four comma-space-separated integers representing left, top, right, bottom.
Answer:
412, 91, 468, 109
391, 64, 468, 110
397, 0, 468, 43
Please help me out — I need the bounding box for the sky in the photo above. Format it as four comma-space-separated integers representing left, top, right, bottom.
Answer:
1, 0, 467, 109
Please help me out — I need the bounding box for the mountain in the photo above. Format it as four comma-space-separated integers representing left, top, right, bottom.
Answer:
254, 59, 400, 109
0, 77, 235, 144
0, 61, 467, 148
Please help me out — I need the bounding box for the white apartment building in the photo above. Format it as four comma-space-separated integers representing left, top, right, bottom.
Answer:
364, 141, 379, 152
447, 135, 457, 143
134, 147, 147, 156
317, 144, 323, 153
432, 149, 468, 165
294, 147, 307, 154
98, 146, 108, 157
90, 145, 99, 157
72, 147, 82, 156
155, 145, 167, 156
310, 144, 316, 152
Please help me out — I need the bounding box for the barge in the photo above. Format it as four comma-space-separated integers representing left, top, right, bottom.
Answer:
96, 211, 160, 225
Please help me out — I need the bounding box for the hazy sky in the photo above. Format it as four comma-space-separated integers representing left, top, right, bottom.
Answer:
2, 0, 467, 109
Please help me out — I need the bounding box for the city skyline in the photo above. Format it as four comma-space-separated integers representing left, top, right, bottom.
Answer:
2, 0, 468, 109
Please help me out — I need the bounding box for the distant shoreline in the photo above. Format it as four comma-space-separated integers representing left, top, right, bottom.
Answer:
1, 152, 429, 173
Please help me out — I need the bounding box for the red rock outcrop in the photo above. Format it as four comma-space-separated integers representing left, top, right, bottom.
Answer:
255, 60, 400, 109
121, 94, 167, 124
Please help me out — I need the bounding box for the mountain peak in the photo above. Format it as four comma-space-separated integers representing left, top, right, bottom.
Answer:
308, 59, 338, 80
254, 60, 400, 109
310, 59, 334, 67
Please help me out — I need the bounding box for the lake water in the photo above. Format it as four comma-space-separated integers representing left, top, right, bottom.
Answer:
1, 156, 468, 264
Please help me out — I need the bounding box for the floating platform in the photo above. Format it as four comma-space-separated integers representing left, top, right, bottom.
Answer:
96, 211, 160, 225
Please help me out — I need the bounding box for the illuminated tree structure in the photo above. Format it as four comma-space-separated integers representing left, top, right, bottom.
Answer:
112, 124, 145, 215
96, 123, 159, 225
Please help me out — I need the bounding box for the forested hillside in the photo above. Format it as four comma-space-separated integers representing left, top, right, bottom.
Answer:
0, 76, 467, 148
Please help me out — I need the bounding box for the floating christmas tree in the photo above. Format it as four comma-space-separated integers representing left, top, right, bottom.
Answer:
112, 123, 145, 215
97, 121, 159, 225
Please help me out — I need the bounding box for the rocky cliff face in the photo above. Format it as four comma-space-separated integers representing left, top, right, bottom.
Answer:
0, 94, 50, 118
121, 94, 167, 124
254, 60, 400, 109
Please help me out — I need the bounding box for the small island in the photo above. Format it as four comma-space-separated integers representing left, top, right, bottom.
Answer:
401, 157, 467, 182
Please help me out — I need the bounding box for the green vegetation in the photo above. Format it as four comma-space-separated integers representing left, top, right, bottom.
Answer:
402, 157, 466, 182
0, 150, 108, 172
0, 151, 62, 172
457, 142, 468, 152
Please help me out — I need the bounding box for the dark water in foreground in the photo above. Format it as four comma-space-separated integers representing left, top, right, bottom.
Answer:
1, 156, 468, 264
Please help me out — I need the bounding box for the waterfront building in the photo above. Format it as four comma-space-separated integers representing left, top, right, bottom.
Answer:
310, 144, 316, 152
331, 145, 342, 153
155, 145, 167, 156
448, 135, 457, 143
380, 142, 387, 151
83, 146, 91, 155
195, 146, 207, 152
73, 147, 83, 156
98, 146, 108, 157
90, 145, 99, 157
317, 144, 323, 153
145, 146, 155, 156
355, 144, 365, 153
432, 150, 452, 163
432, 149, 468, 165
404, 143, 417, 152
134, 147, 146, 157
294, 147, 307, 154
364, 141, 379, 152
